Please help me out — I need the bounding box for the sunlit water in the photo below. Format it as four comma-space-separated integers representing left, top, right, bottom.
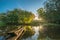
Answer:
22, 27, 39, 40
0, 26, 52, 40
22, 26, 52, 40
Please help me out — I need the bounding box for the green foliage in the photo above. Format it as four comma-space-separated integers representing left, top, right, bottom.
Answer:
0, 13, 7, 27
6, 9, 35, 25
7, 10, 18, 25
17, 10, 35, 24
44, 0, 60, 23
44, 0, 60, 38
0, 9, 35, 34
22, 26, 35, 39
0, 13, 6, 21
37, 8, 47, 23
0, 9, 35, 25
37, 0, 60, 24
37, 8, 45, 18
37, 0, 60, 39
0, 21, 6, 27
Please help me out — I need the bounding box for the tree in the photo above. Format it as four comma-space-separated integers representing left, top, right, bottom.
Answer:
44, 0, 60, 39
37, 0, 60, 23
6, 9, 35, 25
0, 13, 7, 27
44, 0, 60, 23
37, 8, 47, 22
7, 10, 18, 25
15, 9, 35, 24
37, 0, 60, 39
37, 8, 45, 18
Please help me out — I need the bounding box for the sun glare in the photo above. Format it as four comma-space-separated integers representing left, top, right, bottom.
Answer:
39, 25, 44, 32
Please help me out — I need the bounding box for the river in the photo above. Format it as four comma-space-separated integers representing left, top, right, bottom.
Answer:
0, 26, 52, 40
21, 26, 52, 40
22, 27, 39, 40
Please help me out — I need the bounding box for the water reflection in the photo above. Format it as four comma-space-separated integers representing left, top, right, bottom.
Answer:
0, 26, 57, 40
22, 27, 39, 40
22, 26, 52, 40
0, 36, 5, 40
31, 27, 39, 40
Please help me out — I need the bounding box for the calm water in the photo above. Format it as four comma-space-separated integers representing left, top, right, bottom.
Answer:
22, 27, 39, 40
22, 26, 52, 40
0, 26, 52, 40
0, 36, 5, 40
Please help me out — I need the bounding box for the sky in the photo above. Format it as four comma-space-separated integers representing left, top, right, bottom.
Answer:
0, 0, 46, 14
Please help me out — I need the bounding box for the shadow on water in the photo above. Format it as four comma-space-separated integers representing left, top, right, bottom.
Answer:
21, 26, 53, 40
0, 26, 51, 40
0, 36, 5, 40
21, 26, 39, 40
0, 25, 60, 40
